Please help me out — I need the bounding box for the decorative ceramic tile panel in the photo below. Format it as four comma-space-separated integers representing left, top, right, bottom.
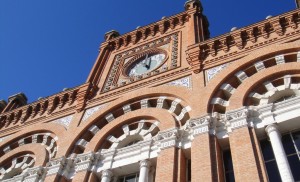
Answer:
165, 76, 192, 89
206, 63, 230, 82
82, 104, 107, 122
52, 115, 74, 129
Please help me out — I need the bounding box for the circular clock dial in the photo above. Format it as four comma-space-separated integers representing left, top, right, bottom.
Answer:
127, 53, 165, 76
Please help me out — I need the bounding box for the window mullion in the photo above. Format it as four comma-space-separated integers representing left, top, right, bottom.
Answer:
289, 132, 300, 161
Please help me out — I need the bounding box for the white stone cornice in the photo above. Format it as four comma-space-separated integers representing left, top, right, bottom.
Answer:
255, 103, 275, 127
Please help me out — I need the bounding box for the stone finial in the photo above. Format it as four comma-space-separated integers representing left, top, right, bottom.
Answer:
231, 27, 238, 31
184, 0, 203, 11
104, 30, 120, 41
266, 15, 272, 19
8, 93, 28, 106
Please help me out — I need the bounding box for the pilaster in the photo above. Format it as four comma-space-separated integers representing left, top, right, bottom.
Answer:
226, 108, 261, 182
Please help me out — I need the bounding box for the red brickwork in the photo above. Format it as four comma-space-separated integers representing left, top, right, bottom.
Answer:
155, 147, 177, 182
229, 127, 261, 182
191, 133, 213, 182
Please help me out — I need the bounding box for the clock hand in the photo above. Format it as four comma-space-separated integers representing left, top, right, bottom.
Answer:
143, 54, 148, 67
147, 57, 152, 70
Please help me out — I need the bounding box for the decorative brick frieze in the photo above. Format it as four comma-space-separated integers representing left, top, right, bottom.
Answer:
0, 86, 80, 132
186, 9, 300, 69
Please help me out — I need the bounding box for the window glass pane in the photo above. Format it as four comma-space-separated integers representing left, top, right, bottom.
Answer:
223, 150, 235, 182
124, 174, 137, 182
265, 160, 281, 182
292, 131, 300, 151
187, 159, 191, 181
287, 154, 300, 181
223, 150, 233, 171
225, 172, 235, 182
282, 134, 296, 155
260, 139, 275, 161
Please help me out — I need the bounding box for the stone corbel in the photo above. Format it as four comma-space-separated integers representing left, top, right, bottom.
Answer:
270, 17, 284, 36
76, 82, 96, 112
185, 44, 202, 73
23, 166, 46, 182
230, 31, 243, 50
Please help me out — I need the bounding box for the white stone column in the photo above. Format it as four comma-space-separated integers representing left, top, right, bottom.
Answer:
101, 170, 113, 182
139, 160, 151, 182
265, 124, 294, 182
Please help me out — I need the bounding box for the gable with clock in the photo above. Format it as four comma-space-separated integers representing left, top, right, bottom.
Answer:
86, 0, 209, 95
102, 33, 180, 92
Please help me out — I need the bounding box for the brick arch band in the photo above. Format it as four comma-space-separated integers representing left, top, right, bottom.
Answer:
0, 123, 64, 180
67, 90, 192, 156
228, 64, 300, 110
206, 42, 300, 114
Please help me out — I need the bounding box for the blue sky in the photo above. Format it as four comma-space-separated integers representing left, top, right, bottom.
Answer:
0, 0, 295, 103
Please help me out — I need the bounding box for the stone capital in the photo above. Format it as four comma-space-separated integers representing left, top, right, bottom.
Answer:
102, 169, 113, 178
139, 159, 151, 169
265, 124, 280, 136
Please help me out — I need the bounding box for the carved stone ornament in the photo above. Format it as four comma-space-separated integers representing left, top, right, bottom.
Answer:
155, 128, 180, 150
225, 108, 249, 131
165, 76, 192, 89
82, 104, 107, 122
74, 152, 95, 172
206, 63, 230, 82
185, 115, 211, 136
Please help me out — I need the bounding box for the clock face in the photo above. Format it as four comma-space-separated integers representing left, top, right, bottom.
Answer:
127, 53, 166, 76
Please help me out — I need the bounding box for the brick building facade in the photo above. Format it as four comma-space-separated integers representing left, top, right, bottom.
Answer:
1, 0, 300, 181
